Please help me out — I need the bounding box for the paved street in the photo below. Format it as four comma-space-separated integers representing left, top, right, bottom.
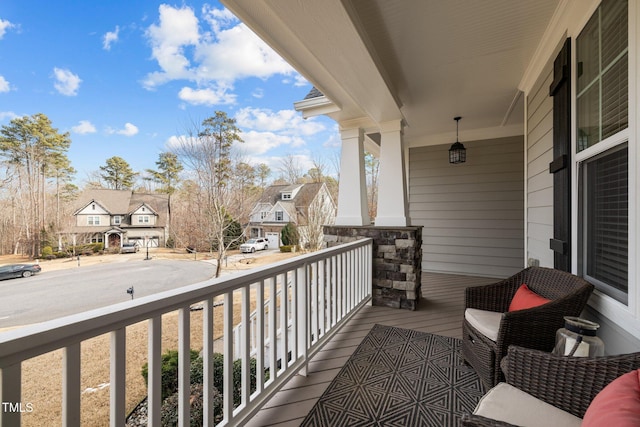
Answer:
0, 258, 217, 328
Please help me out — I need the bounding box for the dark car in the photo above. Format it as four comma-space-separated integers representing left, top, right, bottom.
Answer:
0, 264, 42, 280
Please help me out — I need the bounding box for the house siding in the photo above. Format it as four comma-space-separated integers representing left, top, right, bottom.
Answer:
76, 214, 110, 227
522, 4, 640, 354
526, 57, 554, 268
409, 136, 524, 278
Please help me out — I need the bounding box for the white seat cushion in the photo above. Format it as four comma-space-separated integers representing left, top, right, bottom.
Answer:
464, 308, 503, 342
474, 382, 582, 427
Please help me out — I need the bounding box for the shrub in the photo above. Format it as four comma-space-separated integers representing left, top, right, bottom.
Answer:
41, 246, 53, 258
280, 245, 293, 253
191, 353, 261, 408
166, 237, 175, 249
143, 350, 267, 422
281, 222, 299, 246
141, 349, 200, 401
160, 383, 223, 427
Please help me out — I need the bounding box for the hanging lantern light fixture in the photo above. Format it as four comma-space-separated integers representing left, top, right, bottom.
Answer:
449, 116, 466, 164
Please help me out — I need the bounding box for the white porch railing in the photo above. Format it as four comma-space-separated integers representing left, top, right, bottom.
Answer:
0, 238, 372, 427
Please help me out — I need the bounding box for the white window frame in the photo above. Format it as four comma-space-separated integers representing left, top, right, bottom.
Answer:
275, 211, 284, 221
88, 216, 100, 226
572, 0, 639, 337
113, 215, 121, 225
138, 215, 150, 224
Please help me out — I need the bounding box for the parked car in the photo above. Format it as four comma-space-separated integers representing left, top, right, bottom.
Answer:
120, 242, 139, 254
0, 264, 42, 280
239, 238, 269, 253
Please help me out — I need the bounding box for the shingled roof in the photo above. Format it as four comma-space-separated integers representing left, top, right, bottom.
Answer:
254, 182, 328, 225
303, 86, 324, 100
74, 189, 169, 227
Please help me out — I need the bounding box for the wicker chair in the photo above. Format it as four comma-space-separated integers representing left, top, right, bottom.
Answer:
462, 267, 594, 388
461, 346, 640, 426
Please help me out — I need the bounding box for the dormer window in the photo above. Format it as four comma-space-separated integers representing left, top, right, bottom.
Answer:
282, 192, 292, 200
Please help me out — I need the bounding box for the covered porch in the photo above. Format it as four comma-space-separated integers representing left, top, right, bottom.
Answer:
246, 272, 496, 426
0, 239, 498, 426
221, 0, 640, 354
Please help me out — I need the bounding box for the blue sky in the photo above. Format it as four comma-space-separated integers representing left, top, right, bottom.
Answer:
0, 1, 339, 184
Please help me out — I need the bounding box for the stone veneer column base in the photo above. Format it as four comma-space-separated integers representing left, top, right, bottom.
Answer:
323, 225, 423, 310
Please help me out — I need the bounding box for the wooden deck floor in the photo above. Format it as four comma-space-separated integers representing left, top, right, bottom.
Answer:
245, 272, 498, 427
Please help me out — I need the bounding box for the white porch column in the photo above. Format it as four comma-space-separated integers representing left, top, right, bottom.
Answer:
335, 128, 370, 226
376, 120, 408, 226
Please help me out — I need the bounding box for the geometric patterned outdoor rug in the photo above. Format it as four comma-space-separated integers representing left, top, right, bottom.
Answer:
300, 324, 486, 427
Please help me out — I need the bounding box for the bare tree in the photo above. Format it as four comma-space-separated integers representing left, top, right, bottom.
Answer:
278, 154, 304, 184
172, 111, 244, 277
298, 185, 336, 252
365, 152, 379, 220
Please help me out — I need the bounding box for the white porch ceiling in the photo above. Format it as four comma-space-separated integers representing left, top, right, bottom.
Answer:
222, 0, 560, 146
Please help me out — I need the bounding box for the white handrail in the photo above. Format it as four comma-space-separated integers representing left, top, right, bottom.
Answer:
233, 283, 293, 361
0, 238, 372, 427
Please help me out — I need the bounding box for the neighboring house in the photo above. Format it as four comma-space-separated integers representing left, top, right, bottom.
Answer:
70, 189, 169, 249
247, 183, 336, 249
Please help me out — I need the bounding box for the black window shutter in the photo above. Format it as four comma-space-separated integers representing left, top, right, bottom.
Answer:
549, 39, 572, 272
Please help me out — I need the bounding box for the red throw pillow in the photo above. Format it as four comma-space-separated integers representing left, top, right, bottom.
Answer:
508, 284, 551, 311
582, 369, 640, 427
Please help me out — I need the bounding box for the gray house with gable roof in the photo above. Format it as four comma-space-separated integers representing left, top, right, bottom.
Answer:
70, 189, 169, 249
247, 182, 336, 249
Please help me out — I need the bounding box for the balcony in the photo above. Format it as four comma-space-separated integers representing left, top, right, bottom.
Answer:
0, 239, 373, 426
0, 238, 496, 426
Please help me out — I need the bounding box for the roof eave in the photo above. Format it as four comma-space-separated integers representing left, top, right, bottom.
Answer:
293, 95, 342, 119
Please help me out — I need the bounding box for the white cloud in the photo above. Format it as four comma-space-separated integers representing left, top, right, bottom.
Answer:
249, 153, 316, 175
0, 75, 10, 93
118, 123, 139, 136
164, 134, 198, 151
252, 88, 264, 99
193, 21, 294, 82
52, 67, 81, 96
142, 4, 300, 102
0, 19, 15, 39
282, 74, 309, 87
239, 130, 304, 156
143, 5, 200, 88
72, 120, 97, 134
103, 26, 119, 50
235, 107, 325, 136
0, 111, 18, 122
107, 123, 139, 136
178, 86, 235, 106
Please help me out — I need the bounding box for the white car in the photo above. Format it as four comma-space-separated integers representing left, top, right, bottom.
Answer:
240, 238, 268, 253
